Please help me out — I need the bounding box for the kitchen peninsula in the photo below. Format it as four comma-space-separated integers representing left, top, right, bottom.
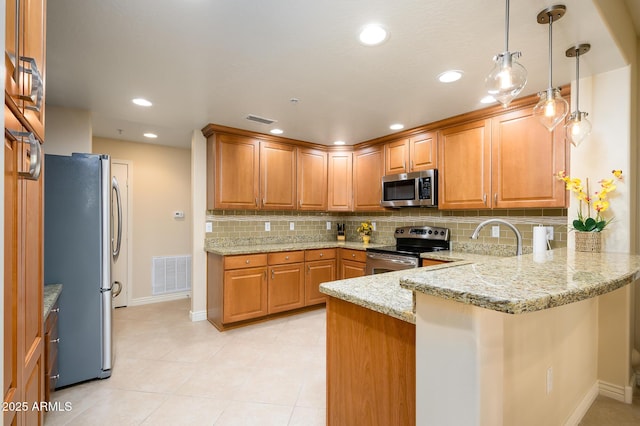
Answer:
320, 248, 640, 425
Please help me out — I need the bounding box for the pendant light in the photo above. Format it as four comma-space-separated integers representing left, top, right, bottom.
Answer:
485, 0, 527, 107
533, 5, 569, 131
564, 44, 592, 147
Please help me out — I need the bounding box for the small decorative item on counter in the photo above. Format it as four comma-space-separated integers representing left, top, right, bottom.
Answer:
337, 223, 345, 241
556, 169, 623, 252
356, 220, 373, 244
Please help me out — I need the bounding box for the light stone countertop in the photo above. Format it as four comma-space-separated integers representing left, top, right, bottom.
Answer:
205, 240, 384, 255
320, 248, 640, 323
44, 284, 63, 319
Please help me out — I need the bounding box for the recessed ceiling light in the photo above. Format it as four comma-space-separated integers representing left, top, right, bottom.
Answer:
333, 140, 346, 145
270, 129, 284, 135
132, 98, 152, 107
389, 123, 404, 130
143, 133, 158, 139
359, 24, 388, 46
480, 95, 497, 104
438, 70, 463, 83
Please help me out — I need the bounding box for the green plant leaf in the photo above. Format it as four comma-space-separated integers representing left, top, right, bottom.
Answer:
573, 219, 586, 231
584, 217, 597, 231
595, 221, 607, 232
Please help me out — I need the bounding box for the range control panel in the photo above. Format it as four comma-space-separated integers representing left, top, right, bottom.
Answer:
394, 226, 450, 241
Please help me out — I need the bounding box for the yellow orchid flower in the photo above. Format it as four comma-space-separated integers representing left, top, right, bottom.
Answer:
593, 199, 609, 212
612, 169, 623, 179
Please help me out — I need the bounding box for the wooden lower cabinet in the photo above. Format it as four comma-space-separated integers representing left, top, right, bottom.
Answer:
338, 248, 367, 279
268, 262, 305, 314
327, 297, 415, 426
223, 266, 268, 324
421, 258, 450, 267
305, 249, 337, 306
44, 301, 59, 404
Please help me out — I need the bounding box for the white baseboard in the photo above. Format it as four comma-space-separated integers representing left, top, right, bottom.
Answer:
190, 310, 207, 322
626, 373, 636, 404
564, 382, 599, 426
128, 291, 191, 306
599, 380, 628, 403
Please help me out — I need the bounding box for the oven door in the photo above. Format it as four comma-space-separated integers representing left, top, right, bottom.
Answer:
365, 252, 419, 275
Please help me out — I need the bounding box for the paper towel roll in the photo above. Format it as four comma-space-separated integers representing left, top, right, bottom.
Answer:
533, 226, 548, 253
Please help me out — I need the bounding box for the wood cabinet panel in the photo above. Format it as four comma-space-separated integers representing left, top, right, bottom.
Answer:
268, 263, 305, 314
297, 148, 327, 211
260, 141, 296, 210
44, 302, 59, 403
353, 146, 384, 211
267, 250, 304, 265
340, 248, 367, 263
22, 0, 46, 140
214, 134, 260, 209
224, 253, 268, 270
327, 297, 415, 426
421, 258, 449, 267
438, 119, 492, 209
409, 132, 437, 171
385, 138, 409, 175
223, 267, 268, 323
491, 107, 566, 208
305, 248, 336, 262
340, 260, 366, 279
327, 151, 353, 211
305, 259, 336, 306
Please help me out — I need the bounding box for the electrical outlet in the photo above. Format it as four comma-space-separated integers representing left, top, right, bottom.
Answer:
546, 367, 553, 394
265, 222, 271, 232
372, 222, 377, 231
545, 226, 554, 241
205, 222, 213, 233
289, 222, 295, 231
491, 225, 500, 238
326, 221, 331, 230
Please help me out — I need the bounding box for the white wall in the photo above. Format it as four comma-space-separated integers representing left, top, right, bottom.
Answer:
43, 106, 92, 155
190, 130, 207, 321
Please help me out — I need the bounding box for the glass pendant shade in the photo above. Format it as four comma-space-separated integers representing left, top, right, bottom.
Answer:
565, 111, 592, 147
485, 52, 527, 107
533, 88, 569, 131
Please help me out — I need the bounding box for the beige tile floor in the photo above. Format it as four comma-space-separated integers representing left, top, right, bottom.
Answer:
44, 298, 638, 425
45, 298, 326, 425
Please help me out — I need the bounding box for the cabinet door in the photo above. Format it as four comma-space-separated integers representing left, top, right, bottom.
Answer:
384, 139, 409, 175
409, 132, 437, 171
438, 120, 491, 209
260, 141, 296, 210
305, 259, 336, 306
491, 107, 567, 208
223, 267, 267, 323
268, 263, 304, 314
215, 134, 260, 209
22, 0, 46, 140
353, 146, 384, 211
328, 151, 353, 212
340, 260, 366, 279
297, 148, 327, 211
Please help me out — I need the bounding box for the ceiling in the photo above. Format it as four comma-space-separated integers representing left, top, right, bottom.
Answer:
45, 0, 639, 149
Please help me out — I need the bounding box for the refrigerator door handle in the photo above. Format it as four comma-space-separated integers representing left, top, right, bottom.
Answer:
111, 176, 123, 261
112, 281, 122, 298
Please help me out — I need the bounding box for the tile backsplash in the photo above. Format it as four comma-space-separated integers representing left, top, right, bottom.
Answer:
205, 208, 568, 254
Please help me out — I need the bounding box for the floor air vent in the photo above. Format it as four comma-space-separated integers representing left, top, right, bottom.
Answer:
152, 255, 191, 295
246, 114, 276, 125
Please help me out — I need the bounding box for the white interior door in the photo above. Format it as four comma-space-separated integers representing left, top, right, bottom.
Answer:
112, 161, 130, 308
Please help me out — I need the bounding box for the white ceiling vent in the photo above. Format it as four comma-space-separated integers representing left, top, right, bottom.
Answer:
246, 114, 277, 125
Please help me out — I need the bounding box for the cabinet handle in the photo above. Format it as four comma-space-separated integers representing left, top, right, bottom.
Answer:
245, 259, 250, 264
8, 130, 42, 180
50, 338, 60, 344
271, 270, 275, 280
307, 265, 311, 273
352, 253, 356, 258
494, 193, 498, 205
264, 271, 267, 279
50, 374, 60, 380
51, 307, 60, 313
255, 198, 258, 206
299, 200, 302, 207
285, 255, 289, 260
483, 194, 487, 205
320, 253, 324, 257
262, 198, 266, 207
403, 161, 406, 171
410, 160, 414, 171
18, 56, 44, 112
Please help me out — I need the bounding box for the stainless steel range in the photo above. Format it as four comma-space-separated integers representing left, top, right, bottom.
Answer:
365, 226, 450, 275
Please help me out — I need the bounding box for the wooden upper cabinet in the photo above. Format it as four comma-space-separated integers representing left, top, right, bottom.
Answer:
409, 132, 437, 171
297, 147, 327, 211
260, 141, 296, 210
385, 132, 437, 176
328, 151, 353, 212
438, 120, 492, 209
491, 107, 566, 208
214, 133, 260, 209
353, 145, 384, 211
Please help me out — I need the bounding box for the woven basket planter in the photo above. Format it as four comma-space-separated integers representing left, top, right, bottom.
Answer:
574, 231, 602, 253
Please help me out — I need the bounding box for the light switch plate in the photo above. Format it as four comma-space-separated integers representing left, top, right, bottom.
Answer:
372, 222, 377, 231
545, 226, 554, 241
290, 222, 295, 231
205, 222, 213, 233
326, 221, 331, 230
265, 222, 271, 232
491, 225, 500, 238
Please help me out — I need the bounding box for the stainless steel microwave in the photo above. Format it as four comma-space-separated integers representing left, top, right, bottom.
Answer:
381, 170, 438, 208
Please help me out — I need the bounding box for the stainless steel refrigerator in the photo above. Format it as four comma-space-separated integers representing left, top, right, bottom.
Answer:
44, 153, 123, 388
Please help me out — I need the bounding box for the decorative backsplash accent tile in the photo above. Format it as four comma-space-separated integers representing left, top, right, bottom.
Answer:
205, 208, 568, 250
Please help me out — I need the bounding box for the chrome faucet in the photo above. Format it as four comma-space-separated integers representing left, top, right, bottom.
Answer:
470, 218, 523, 256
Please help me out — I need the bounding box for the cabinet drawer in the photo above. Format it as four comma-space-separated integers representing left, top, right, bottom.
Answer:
340, 249, 367, 263
224, 253, 268, 270
267, 250, 304, 265
421, 258, 450, 267
305, 248, 337, 262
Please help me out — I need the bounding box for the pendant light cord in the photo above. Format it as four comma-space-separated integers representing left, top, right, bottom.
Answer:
548, 15, 554, 88
575, 49, 580, 112
504, 0, 510, 52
